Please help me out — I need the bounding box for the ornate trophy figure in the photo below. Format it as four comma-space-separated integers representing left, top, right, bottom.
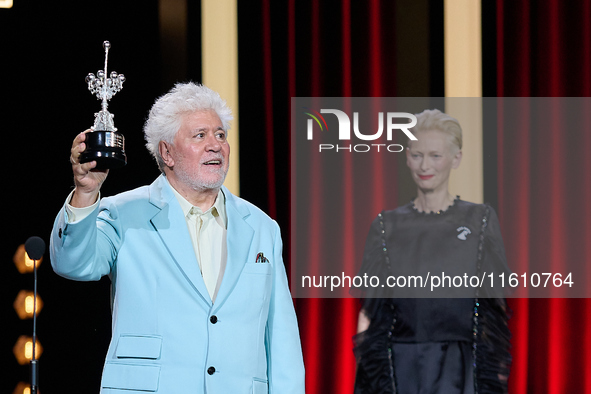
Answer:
79, 41, 127, 169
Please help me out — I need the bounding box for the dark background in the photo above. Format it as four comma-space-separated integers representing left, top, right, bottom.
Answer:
2, 1, 160, 391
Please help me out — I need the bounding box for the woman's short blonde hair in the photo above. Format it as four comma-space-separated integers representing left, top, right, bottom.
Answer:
409, 109, 462, 152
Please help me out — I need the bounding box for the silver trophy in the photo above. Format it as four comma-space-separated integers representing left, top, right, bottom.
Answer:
79, 41, 127, 169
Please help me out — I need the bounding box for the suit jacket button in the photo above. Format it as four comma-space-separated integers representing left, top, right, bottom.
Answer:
207, 366, 216, 375
210, 315, 218, 324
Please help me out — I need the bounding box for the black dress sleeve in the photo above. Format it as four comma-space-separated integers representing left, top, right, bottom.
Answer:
474, 205, 512, 394
353, 213, 397, 394
351, 212, 392, 314
483, 206, 512, 294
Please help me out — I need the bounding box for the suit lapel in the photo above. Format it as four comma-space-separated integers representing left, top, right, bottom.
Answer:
149, 176, 212, 307
213, 187, 254, 312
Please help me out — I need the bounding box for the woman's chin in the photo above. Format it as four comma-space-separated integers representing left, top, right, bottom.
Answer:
414, 178, 434, 190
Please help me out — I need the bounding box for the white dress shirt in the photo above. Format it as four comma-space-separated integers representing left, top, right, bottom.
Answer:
169, 185, 227, 303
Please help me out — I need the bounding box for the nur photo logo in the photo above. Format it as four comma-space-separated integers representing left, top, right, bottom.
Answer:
303, 108, 418, 153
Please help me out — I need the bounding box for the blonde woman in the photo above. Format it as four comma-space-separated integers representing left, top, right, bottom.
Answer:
354, 110, 511, 394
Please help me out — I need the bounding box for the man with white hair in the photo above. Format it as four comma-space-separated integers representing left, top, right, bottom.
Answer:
51, 82, 305, 393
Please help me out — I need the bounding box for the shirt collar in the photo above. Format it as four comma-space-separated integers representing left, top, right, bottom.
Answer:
167, 180, 227, 229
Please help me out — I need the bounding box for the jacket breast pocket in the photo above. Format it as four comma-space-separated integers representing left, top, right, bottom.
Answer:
240, 263, 272, 301
115, 334, 162, 360
102, 363, 161, 392
252, 378, 268, 394
242, 262, 272, 275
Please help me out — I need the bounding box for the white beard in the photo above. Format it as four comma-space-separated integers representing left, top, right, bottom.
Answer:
174, 156, 229, 192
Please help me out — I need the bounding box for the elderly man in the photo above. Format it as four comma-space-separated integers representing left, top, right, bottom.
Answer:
50, 83, 305, 393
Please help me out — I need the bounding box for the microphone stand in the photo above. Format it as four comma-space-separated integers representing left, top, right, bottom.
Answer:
30, 257, 39, 394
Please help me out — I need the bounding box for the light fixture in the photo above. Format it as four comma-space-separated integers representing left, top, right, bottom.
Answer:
0, 0, 13, 9
13, 244, 42, 274
13, 336, 43, 366
13, 382, 41, 394
13, 290, 43, 320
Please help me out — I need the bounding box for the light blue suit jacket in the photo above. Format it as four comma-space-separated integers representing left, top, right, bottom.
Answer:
50, 175, 305, 393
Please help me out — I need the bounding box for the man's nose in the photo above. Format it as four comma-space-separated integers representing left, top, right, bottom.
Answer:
204, 134, 222, 151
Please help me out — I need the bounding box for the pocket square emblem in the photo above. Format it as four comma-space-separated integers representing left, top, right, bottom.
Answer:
256, 252, 269, 263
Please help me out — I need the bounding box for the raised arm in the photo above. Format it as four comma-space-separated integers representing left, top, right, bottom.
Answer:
50, 130, 115, 281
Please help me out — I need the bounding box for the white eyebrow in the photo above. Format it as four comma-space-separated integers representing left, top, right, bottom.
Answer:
192, 126, 225, 132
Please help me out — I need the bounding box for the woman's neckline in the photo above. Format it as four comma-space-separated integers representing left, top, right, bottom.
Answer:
410, 195, 460, 215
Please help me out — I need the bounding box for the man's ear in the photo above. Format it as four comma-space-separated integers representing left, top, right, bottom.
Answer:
159, 141, 174, 168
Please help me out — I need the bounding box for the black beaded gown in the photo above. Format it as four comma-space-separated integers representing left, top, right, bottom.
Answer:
353, 199, 511, 394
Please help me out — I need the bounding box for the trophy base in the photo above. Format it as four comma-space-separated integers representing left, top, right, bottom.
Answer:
79, 130, 127, 170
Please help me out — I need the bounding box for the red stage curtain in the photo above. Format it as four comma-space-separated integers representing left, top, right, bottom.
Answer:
497, 1, 591, 393
286, 2, 397, 392
239, 1, 400, 392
